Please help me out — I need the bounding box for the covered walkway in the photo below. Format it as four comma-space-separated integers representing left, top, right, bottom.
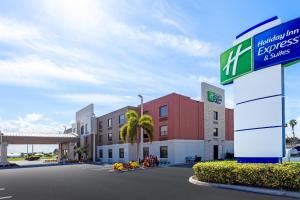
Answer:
0, 132, 79, 166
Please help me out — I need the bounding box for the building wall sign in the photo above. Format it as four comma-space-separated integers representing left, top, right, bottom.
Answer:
207, 91, 222, 104
254, 17, 300, 71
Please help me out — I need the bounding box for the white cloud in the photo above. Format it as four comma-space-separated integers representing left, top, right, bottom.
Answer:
37, 1, 218, 57
0, 56, 103, 88
53, 93, 136, 105
0, 113, 66, 133
188, 75, 219, 85
24, 113, 44, 122
0, 17, 41, 43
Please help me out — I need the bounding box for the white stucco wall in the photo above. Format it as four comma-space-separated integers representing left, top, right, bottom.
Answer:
97, 139, 206, 164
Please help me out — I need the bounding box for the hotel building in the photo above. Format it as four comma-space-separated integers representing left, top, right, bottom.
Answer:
73, 82, 234, 164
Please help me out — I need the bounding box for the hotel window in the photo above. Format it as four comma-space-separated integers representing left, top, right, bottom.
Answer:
160, 125, 168, 136
108, 118, 112, 127
80, 126, 84, 135
85, 124, 88, 134
119, 130, 122, 140
98, 121, 103, 129
108, 133, 112, 141
213, 111, 218, 121
99, 135, 102, 145
213, 128, 218, 137
119, 148, 124, 158
108, 149, 113, 158
143, 130, 149, 139
99, 150, 103, 158
159, 105, 168, 118
143, 147, 149, 158
85, 136, 88, 145
119, 114, 125, 125
160, 146, 168, 158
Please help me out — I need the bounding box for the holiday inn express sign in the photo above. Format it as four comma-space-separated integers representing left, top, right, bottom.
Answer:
220, 16, 300, 163
221, 17, 300, 84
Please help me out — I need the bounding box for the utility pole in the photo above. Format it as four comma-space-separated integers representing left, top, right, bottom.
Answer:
138, 94, 144, 161
92, 113, 96, 163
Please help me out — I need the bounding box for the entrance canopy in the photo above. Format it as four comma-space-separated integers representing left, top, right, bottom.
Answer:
1, 132, 79, 144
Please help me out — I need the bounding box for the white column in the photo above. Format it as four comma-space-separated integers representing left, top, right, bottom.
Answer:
68, 143, 75, 160
0, 142, 8, 165
58, 143, 62, 162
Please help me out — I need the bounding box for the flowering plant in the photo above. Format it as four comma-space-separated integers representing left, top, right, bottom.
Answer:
129, 161, 139, 169
143, 155, 159, 167
113, 163, 124, 171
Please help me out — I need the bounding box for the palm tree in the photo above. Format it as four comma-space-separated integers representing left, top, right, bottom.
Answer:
120, 110, 154, 161
289, 119, 297, 147
74, 146, 86, 161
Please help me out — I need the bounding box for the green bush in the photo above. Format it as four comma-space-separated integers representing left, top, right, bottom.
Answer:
25, 155, 41, 161
193, 161, 300, 191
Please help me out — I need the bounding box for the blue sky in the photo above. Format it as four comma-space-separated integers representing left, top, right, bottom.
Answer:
0, 0, 300, 152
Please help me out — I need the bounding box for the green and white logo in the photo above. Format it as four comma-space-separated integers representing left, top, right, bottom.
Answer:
207, 91, 222, 104
220, 38, 253, 85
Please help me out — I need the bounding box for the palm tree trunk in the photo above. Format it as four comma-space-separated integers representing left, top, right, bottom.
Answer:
292, 127, 295, 148
136, 142, 140, 162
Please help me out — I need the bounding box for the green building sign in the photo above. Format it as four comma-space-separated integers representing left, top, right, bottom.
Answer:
207, 91, 222, 104
220, 38, 253, 85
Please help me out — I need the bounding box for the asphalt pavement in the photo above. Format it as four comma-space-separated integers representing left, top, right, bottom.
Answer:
0, 164, 295, 200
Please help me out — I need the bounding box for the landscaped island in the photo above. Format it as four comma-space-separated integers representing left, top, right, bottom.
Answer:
193, 161, 300, 191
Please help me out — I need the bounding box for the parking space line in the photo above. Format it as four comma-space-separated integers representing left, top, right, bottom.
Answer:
0, 196, 12, 199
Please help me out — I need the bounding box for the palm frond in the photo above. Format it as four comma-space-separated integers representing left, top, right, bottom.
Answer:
126, 109, 138, 120
120, 124, 128, 142
139, 114, 154, 142
127, 116, 139, 144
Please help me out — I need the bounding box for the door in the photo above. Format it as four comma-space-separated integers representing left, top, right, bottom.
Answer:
143, 147, 149, 158
213, 145, 219, 160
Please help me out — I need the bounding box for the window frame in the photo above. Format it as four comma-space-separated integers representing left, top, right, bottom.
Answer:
213, 128, 219, 137
143, 147, 149, 158
159, 125, 168, 136
160, 146, 168, 158
98, 121, 103, 129
119, 148, 124, 159
213, 111, 218, 121
119, 114, 125, 125
99, 149, 103, 158
108, 118, 112, 127
159, 105, 168, 118
108, 149, 113, 159
108, 133, 113, 141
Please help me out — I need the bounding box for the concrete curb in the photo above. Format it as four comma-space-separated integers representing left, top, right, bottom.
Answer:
189, 176, 300, 199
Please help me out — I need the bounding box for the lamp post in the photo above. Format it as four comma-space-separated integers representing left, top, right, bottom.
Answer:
0, 131, 3, 166
138, 94, 143, 160
92, 113, 96, 163
0, 131, 3, 146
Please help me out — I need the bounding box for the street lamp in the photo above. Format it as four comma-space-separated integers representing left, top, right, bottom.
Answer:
0, 131, 3, 165
138, 94, 143, 160
0, 131, 3, 146
92, 113, 96, 163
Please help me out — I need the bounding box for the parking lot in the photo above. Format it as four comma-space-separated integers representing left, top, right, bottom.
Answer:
0, 164, 295, 200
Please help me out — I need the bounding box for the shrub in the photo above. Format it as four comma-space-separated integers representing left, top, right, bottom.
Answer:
25, 155, 41, 161
113, 163, 124, 171
193, 161, 300, 191
129, 161, 139, 169
143, 155, 159, 167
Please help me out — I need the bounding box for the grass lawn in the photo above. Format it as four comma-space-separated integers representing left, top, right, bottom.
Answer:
7, 157, 26, 161
8, 155, 57, 161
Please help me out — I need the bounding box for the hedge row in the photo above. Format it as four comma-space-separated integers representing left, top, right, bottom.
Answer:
193, 161, 300, 191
